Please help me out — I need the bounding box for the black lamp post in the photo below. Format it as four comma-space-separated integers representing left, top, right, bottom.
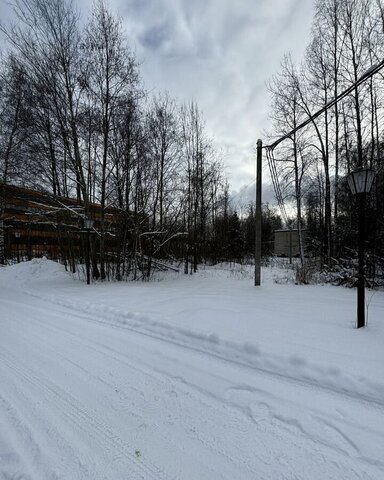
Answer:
15, 232, 21, 263
84, 218, 94, 285
347, 168, 375, 328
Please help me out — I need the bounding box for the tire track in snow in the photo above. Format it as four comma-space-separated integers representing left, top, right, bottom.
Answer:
7, 297, 384, 478
0, 386, 91, 480
3, 311, 264, 478
0, 347, 175, 480
0, 392, 56, 480
2, 291, 383, 479
23, 289, 384, 411
1, 298, 339, 479
1, 318, 263, 479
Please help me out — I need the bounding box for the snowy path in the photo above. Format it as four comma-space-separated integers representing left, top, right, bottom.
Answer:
1, 260, 384, 479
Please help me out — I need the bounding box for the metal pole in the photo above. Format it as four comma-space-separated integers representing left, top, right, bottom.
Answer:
0, 219, 4, 265
255, 139, 262, 286
357, 193, 365, 328
15, 232, 20, 263
86, 228, 91, 285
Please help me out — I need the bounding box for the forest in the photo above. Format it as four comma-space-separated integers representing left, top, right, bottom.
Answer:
1, 0, 384, 284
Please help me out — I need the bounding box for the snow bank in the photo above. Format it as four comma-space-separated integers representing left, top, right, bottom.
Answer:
0, 257, 73, 288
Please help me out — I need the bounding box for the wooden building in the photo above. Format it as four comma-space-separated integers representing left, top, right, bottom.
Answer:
0, 183, 129, 263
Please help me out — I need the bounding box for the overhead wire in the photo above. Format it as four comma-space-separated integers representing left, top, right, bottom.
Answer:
266, 147, 289, 225
266, 58, 384, 152
263, 58, 384, 225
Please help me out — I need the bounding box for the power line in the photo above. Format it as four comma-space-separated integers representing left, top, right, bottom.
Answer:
266, 58, 384, 151
266, 147, 289, 225
262, 58, 384, 226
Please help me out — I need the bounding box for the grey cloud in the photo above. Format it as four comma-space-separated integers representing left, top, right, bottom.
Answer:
2, 0, 315, 208
139, 22, 170, 52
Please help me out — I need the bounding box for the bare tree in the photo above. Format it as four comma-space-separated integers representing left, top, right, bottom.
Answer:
82, 0, 139, 278
268, 56, 312, 266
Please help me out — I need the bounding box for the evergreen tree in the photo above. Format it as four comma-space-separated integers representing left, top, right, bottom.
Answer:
228, 211, 244, 262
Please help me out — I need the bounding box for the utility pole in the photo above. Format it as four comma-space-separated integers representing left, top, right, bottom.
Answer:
255, 139, 262, 286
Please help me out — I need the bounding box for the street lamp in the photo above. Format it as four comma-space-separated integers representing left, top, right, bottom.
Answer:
84, 218, 94, 285
254, 139, 262, 286
347, 168, 375, 328
15, 232, 21, 263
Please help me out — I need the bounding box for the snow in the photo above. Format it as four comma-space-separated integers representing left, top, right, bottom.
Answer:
1, 258, 384, 479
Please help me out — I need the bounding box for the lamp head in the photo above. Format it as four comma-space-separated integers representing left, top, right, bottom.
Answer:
347, 168, 376, 195
84, 218, 94, 230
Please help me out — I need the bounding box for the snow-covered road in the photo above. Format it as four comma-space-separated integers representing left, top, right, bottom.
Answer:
1, 259, 384, 479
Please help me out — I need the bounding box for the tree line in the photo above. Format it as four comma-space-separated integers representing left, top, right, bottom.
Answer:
0, 0, 265, 278
268, 0, 384, 281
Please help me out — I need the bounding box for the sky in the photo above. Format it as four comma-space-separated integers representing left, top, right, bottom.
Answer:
0, 0, 315, 207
